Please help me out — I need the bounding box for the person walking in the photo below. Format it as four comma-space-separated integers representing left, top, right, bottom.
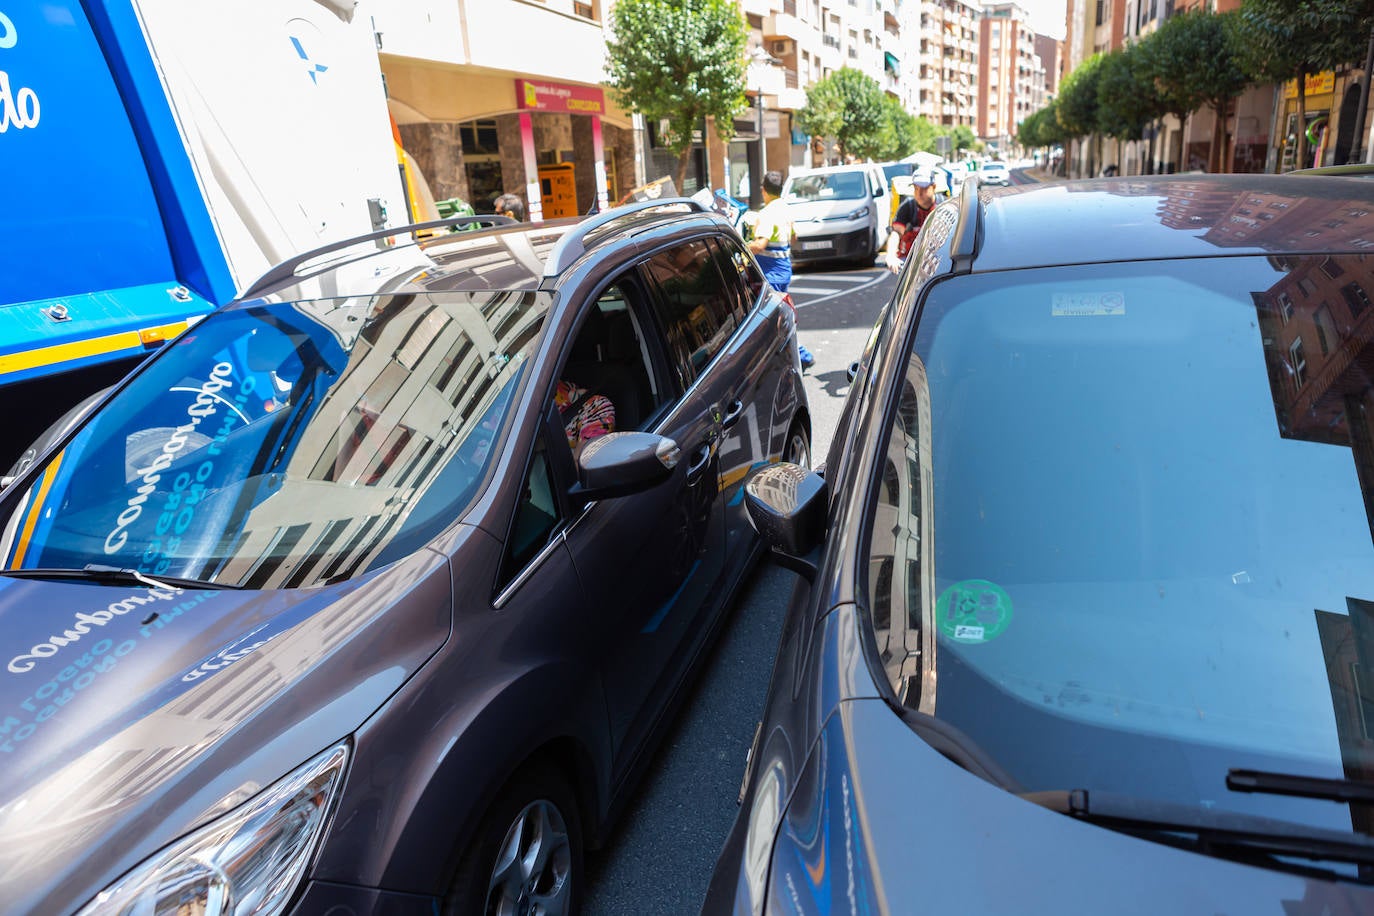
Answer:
748, 170, 815, 369
884, 168, 943, 274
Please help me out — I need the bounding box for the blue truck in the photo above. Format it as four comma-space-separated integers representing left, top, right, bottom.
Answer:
0, 0, 409, 466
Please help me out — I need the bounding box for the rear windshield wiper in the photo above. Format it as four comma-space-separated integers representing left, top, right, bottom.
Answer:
0, 564, 228, 591
1228, 768, 1374, 806
1023, 787, 1374, 872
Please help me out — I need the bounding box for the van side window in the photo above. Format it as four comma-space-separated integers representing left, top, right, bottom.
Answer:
643, 239, 739, 387
499, 430, 560, 589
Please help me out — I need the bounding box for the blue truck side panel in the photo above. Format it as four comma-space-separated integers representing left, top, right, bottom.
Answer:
0, 0, 231, 384
81, 0, 236, 305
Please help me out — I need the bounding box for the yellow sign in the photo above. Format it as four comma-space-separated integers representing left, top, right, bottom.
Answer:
1284, 71, 1336, 99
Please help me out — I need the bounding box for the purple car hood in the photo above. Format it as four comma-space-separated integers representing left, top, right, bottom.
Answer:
0, 547, 452, 912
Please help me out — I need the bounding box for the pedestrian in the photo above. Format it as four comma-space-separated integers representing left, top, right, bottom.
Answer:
493, 193, 525, 222
884, 168, 943, 274
748, 170, 814, 370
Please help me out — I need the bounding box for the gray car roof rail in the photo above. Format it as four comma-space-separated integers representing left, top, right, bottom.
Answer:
542, 197, 710, 278
948, 178, 982, 274
240, 215, 517, 300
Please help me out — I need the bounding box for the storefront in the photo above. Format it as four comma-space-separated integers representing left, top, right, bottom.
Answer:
380, 59, 638, 222
1277, 71, 1337, 172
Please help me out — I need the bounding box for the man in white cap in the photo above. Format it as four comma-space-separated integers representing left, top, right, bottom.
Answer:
884, 167, 942, 273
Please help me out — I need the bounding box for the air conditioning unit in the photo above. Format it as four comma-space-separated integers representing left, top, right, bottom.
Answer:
769, 39, 794, 56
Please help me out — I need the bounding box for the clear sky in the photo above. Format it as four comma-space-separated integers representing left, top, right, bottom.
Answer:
1018, 0, 1068, 39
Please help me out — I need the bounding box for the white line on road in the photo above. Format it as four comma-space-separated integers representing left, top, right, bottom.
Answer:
794, 274, 874, 284
791, 272, 890, 308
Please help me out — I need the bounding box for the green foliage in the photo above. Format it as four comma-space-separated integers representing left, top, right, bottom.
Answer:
878, 95, 920, 160
1233, 0, 1374, 86
1057, 53, 1105, 138
604, 0, 748, 183
796, 67, 886, 160
1095, 43, 1162, 142
941, 124, 978, 153
1139, 10, 1248, 119
1018, 101, 1066, 149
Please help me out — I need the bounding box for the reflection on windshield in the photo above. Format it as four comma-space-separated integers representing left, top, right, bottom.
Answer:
0, 290, 549, 589
786, 172, 867, 202
883, 253, 1374, 846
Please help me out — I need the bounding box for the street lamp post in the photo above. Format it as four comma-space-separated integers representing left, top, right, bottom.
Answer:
748, 46, 780, 211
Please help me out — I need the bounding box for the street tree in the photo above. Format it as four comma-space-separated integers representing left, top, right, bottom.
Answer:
1139, 11, 1249, 172
1095, 44, 1164, 172
796, 67, 886, 162
878, 95, 921, 160
604, 0, 748, 190
939, 124, 980, 156
1234, 0, 1374, 169
1058, 53, 1106, 175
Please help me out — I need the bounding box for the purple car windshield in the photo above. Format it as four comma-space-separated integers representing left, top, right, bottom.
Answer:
0, 290, 550, 588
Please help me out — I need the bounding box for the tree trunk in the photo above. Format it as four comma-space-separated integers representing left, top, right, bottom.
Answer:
674, 147, 692, 196
1296, 65, 1309, 170
1210, 99, 1230, 173
1173, 114, 1187, 173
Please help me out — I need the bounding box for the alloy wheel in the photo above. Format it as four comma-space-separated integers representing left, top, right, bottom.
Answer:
485, 799, 573, 916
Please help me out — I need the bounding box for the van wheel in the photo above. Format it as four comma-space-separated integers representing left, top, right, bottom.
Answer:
447, 763, 582, 916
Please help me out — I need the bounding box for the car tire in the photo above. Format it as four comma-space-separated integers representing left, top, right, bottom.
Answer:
784, 419, 811, 469
446, 762, 583, 916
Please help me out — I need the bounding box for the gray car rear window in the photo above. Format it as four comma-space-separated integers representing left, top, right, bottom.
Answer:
0, 291, 550, 589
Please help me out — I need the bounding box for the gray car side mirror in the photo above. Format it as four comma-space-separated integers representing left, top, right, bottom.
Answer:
743, 462, 827, 581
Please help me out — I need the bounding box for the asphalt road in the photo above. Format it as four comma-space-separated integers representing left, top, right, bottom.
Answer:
582, 257, 897, 915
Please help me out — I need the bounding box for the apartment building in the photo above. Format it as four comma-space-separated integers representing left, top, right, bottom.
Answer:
912, 0, 981, 128
740, 0, 921, 184
976, 3, 1042, 154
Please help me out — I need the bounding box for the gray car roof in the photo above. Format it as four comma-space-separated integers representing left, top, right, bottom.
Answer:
970, 174, 1374, 273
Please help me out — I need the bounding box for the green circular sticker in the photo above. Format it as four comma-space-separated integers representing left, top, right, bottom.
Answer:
937, 579, 1013, 644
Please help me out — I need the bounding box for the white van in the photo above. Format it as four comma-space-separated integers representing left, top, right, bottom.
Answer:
781, 163, 890, 267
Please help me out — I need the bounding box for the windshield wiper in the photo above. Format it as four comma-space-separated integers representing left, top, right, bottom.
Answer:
1024, 788, 1374, 872
0, 564, 227, 591
1228, 768, 1374, 805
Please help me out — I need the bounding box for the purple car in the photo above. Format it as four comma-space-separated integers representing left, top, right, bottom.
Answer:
0, 200, 808, 914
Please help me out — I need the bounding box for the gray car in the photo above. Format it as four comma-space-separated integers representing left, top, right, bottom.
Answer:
0, 199, 809, 915
706, 174, 1374, 913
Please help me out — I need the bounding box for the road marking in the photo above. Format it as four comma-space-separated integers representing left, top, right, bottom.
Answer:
791, 273, 890, 308
795, 274, 873, 284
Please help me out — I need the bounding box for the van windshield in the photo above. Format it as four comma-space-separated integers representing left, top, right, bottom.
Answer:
785, 171, 868, 201
0, 291, 549, 589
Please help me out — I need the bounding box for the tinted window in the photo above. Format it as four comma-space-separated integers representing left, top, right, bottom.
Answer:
871, 254, 1374, 842
785, 171, 868, 201
0, 292, 550, 588
500, 430, 560, 588
643, 240, 739, 385
706, 237, 763, 322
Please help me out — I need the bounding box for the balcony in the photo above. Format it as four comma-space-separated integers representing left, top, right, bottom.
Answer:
764, 10, 807, 42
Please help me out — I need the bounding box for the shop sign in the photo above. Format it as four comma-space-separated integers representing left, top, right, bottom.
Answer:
1284, 71, 1335, 99
516, 79, 604, 115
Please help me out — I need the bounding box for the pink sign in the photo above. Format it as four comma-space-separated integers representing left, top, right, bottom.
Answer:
516, 79, 605, 115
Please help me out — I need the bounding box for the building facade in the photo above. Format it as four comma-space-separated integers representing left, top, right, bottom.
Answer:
372, 0, 637, 222
976, 3, 1042, 155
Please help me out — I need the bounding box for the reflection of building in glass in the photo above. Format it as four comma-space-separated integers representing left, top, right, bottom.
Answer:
1314, 599, 1374, 858
868, 355, 937, 716
216, 290, 547, 588
1149, 181, 1374, 254
1253, 255, 1374, 541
